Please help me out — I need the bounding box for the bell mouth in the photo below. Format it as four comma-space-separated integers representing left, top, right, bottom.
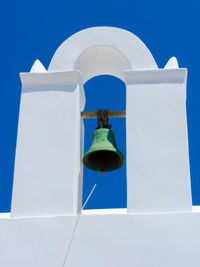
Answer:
83, 150, 124, 172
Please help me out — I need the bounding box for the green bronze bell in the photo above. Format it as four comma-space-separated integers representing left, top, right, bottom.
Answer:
83, 110, 124, 172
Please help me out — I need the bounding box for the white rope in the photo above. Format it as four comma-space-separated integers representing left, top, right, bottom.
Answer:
62, 171, 103, 266
81, 184, 97, 211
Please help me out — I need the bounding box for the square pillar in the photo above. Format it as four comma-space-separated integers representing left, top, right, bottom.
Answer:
125, 69, 192, 213
11, 71, 83, 217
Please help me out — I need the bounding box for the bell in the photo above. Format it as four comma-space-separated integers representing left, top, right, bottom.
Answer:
83, 124, 124, 172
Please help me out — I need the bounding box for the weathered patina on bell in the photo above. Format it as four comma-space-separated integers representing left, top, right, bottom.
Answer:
83, 110, 124, 172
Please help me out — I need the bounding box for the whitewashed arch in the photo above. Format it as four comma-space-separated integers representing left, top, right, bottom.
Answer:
48, 27, 158, 83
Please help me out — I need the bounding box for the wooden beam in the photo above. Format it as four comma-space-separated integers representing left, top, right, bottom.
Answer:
81, 110, 126, 118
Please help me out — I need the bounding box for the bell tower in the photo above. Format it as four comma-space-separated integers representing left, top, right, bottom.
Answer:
11, 27, 192, 218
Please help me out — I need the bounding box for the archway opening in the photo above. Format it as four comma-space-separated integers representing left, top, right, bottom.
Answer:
82, 75, 127, 210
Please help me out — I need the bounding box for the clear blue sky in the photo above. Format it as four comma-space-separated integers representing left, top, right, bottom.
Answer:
1, 0, 200, 212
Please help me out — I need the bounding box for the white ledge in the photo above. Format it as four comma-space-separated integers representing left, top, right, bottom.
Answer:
1, 207, 200, 219
20, 70, 81, 86
192, 206, 200, 213
124, 68, 187, 84
0, 213, 10, 219
82, 208, 127, 215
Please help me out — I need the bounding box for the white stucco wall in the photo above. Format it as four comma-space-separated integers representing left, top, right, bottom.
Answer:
0, 215, 77, 267
0, 213, 200, 267
66, 213, 200, 267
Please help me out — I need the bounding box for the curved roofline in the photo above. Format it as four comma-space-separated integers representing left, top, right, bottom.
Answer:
48, 27, 158, 82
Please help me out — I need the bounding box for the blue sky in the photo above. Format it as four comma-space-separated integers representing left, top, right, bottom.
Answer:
0, 0, 200, 212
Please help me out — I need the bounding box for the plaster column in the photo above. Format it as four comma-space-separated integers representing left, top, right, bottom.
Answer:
11, 71, 83, 217
125, 69, 192, 213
